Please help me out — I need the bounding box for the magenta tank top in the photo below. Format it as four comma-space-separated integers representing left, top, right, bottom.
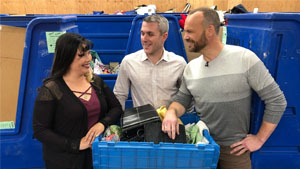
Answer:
77, 86, 101, 130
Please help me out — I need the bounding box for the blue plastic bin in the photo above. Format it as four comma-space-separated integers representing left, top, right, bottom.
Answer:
92, 113, 220, 169
76, 15, 136, 66
0, 14, 75, 27
0, 16, 78, 169
75, 15, 136, 103
0, 15, 36, 27
225, 13, 300, 169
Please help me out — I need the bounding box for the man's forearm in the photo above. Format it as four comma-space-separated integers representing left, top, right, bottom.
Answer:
256, 120, 278, 143
168, 102, 186, 117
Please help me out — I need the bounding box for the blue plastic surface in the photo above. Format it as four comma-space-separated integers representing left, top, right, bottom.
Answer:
78, 15, 135, 109
0, 16, 78, 169
0, 15, 37, 27
0, 14, 72, 27
76, 15, 136, 65
125, 14, 187, 61
251, 147, 300, 169
75, 15, 137, 109
180, 112, 200, 125
225, 12, 300, 169
93, 113, 219, 169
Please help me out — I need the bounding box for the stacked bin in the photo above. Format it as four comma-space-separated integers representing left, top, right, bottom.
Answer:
225, 13, 300, 169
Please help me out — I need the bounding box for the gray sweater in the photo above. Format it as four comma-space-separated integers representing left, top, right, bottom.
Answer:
174, 45, 287, 146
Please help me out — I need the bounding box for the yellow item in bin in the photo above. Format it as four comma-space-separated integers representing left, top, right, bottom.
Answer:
156, 106, 183, 125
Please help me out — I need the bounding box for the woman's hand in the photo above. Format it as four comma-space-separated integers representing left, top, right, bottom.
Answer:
85, 122, 105, 144
79, 136, 92, 150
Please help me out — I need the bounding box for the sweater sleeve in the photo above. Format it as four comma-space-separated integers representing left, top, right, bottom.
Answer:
172, 74, 193, 111
32, 85, 81, 153
97, 77, 123, 128
246, 50, 287, 124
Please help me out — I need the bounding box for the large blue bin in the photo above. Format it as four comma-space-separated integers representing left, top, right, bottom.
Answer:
92, 113, 220, 169
0, 14, 137, 109
76, 15, 136, 66
0, 16, 78, 169
0, 15, 135, 69
225, 13, 300, 169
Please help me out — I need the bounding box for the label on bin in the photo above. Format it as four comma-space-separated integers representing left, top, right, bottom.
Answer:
0, 121, 15, 129
222, 26, 227, 44
46, 32, 65, 53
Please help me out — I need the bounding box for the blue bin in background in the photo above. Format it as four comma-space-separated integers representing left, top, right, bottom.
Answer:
75, 15, 136, 109
0, 14, 135, 70
0, 15, 36, 27
92, 113, 220, 169
0, 14, 76, 27
225, 13, 300, 169
76, 15, 136, 66
0, 14, 136, 109
0, 16, 78, 169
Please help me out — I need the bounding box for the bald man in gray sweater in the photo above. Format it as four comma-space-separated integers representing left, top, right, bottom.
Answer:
162, 7, 287, 169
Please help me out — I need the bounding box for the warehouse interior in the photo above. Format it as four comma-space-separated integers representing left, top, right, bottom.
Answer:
1, 0, 300, 169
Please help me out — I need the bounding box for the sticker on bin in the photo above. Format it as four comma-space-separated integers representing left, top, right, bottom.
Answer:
45, 31, 65, 53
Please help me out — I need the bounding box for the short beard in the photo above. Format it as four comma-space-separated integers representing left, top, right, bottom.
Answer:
187, 31, 208, 52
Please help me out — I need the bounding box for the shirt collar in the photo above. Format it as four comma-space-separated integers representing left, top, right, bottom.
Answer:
141, 48, 169, 62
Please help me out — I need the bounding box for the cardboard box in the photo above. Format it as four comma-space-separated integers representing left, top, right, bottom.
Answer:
0, 25, 26, 122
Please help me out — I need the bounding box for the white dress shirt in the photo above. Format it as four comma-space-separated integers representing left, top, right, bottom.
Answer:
113, 49, 187, 110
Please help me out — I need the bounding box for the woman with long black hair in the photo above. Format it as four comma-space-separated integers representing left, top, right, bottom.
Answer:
33, 32, 123, 169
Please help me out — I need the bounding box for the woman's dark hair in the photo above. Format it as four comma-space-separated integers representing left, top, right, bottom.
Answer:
48, 32, 93, 81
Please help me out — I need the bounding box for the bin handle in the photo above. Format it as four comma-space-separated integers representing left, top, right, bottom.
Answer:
203, 129, 212, 144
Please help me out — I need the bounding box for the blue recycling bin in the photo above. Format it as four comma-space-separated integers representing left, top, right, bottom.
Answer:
92, 113, 219, 169
225, 12, 300, 169
0, 16, 78, 169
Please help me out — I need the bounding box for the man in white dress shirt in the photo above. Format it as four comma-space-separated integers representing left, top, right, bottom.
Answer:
113, 14, 187, 110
